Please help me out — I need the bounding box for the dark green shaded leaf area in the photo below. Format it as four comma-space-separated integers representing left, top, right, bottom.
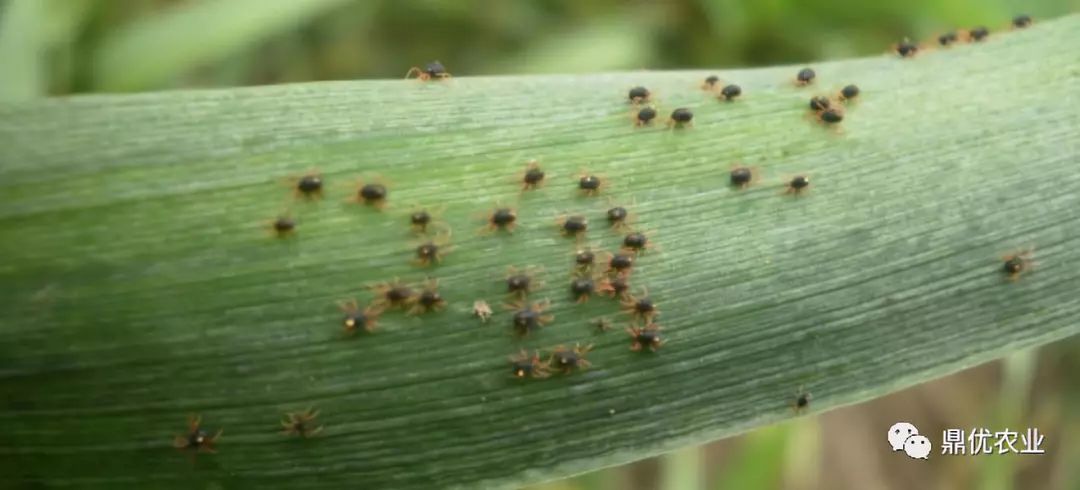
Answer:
1, 15, 1078, 490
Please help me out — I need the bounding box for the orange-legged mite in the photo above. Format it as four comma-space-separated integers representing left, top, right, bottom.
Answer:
729, 164, 761, 190
597, 274, 631, 300
339, 299, 382, 334
701, 75, 721, 91
269, 214, 297, 238
621, 287, 658, 321
794, 67, 816, 86
576, 170, 608, 197
573, 246, 601, 272
509, 349, 550, 379
409, 278, 447, 315
621, 230, 658, 255
506, 299, 553, 337
286, 169, 324, 200
408, 205, 446, 234
405, 61, 452, 81
412, 231, 453, 267
281, 408, 322, 438
627, 86, 651, 104
549, 343, 593, 374
519, 159, 547, 191
633, 106, 658, 127
783, 175, 811, 196
837, 84, 859, 102
505, 266, 543, 299
893, 38, 921, 58
627, 323, 664, 352
569, 271, 598, 304
481, 205, 518, 234
605, 252, 635, 276
792, 387, 812, 414
369, 278, 416, 311
605, 199, 636, 230
1002, 248, 1035, 281
173, 415, 222, 453
667, 108, 694, 129
556, 214, 589, 240
351, 176, 390, 210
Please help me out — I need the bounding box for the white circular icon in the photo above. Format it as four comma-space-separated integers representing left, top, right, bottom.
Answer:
888, 422, 920, 451
904, 435, 932, 459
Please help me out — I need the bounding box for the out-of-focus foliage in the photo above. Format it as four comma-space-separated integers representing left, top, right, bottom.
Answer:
0, 0, 1074, 95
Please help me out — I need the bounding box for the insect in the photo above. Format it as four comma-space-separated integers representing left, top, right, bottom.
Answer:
473, 300, 493, 323
809, 95, 831, 111
628, 86, 651, 103
173, 415, 222, 453
289, 171, 324, 200
894, 38, 919, 57
409, 278, 447, 315
795, 68, 815, 86
549, 343, 593, 374
482, 206, 518, 234
270, 215, 297, 237
509, 349, 550, 379
408, 205, 446, 234
338, 299, 382, 333
370, 278, 415, 310
938, 31, 959, 46
413, 231, 452, 266
839, 84, 860, 101
634, 106, 658, 127
597, 274, 631, 300
718, 84, 742, 101
968, 26, 990, 41
784, 175, 811, 195
405, 60, 451, 81
729, 164, 759, 189
606, 253, 635, 275
505, 266, 543, 298
701, 75, 721, 91
569, 273, 597, 304
816, 107, 844, 127
557, 214, 589, 239
1012, 15, 1032, 29
521, 160, 546, 191
573, 247, 599, 271
621, 289, 658, 321
1001, 249, 1035, 281
281, 408, 323, 438
507, 299, 553, 337
577, 171, 607, 196
667, 108, 694, 128
621, 231, 656, 255
627, 323, 663, 352
792, 387, 812, 414
353, 178, 389, 209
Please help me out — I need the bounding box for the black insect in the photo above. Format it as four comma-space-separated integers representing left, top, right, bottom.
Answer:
484, 207, 518, 234
938, 31, 959, 46
627, 323, 663, 352
405, 61, 452, 81
817, 107, 843, 125
173, 415, 222, 453
354, 178, 389, 209
521, 160, 546, 191
839, 84, 860, 101
607, 253, 635, 275
281, 408, 323, 438
628, 86, 651, 103
413, 232, 452, 266
622, 231, 656, 254
339, 299, 382, 333
785, 175, 811, 195
598, 274, 630, 300
577, 172, 606, 196
370, 279, 415, 310
509, 349, 550, 379
809, 95, 831, 111
795, 68, 816, 86
729, 165, 758, 189
793, 388, 812, 414
570, 273, 596, 304
410, 210, 432, 231
271, 216, 296, 237
505, 266, 542, 298
574, 248, 597, 270
621, 289, 658, 321
507, 299, 553, 337
1012, 15, 1032, 29
701, 75, 721, 90
719, 84, 742, 101
409, 278, 447, 315
549, 343, 593, 374
293, 173, 323, 199
558, 215, 589, 238
635, 106, 658, 127
668, 108, 694, 128
895, 39, 919, 57
969, 26, 989, 41
1001, 249, 1034, 281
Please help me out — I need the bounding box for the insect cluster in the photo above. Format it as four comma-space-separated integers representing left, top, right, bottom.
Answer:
893, 14, 1033, 57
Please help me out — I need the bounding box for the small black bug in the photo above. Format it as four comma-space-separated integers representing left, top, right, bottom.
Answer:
549, 343, 593, 374
354, 178, 389, 209
839, 84, 860, 101
598, 274, 630, 300
1012, 15, 1032, 29
577, 172, 606, 196
557, 215, 589, 238
574, 248, 597, 270
607, 253, 634, 275
818, 107, 843, 124
635, 106, 658, 127
628, 86, 651, 103
294, 173, 323, 199
668, 108, 694, 128
701, 75, 721, 90
627, 323, 663, 352
729, 165, 758, 189
621, 289, 658, 321
622, 231, 655, 254
785, 175, 811, 195
410, 210, 432, 231
606, 203, 636, 230
509, 349, 550, 379
570, 274, 596, 304
370, 279, 415, 310
173, 415, 222, 453
405, 61, 451, 81
793, 388, 812, 414
1001, 249, 1034, 281
339, 299, 382, 334
481, 206, 517, 234
281, 408, 323, 438
969, 26, 989, 41
409, 278, 446, 315
719, 84, 742, 101
520, 160, 546, 191
271, 216, 296, 237
505, 266, 542, 298
413, 232, 452, 266
809, 96, 831, 111
795, 68, 816, 86
895, 39, 919, 57
507, 299, 553, 337
938, 31, 959, 46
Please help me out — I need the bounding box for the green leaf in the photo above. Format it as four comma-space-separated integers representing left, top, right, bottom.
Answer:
0, 0, 46, 101
90, 0, 354, 92
2, 14, 1079, 489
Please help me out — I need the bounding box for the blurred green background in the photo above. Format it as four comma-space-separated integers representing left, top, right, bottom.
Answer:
0, 1, 1076, 489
